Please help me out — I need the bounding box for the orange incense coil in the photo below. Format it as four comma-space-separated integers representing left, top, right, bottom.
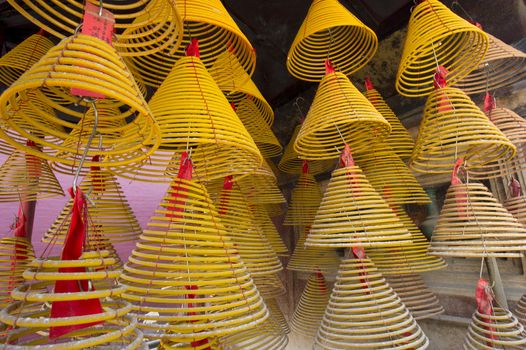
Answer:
238, 160, 286, 205
0, 237, 34, 308
290, 272, 331, 338
514, 293, 526, 327
0, 32, 53, 86
386, 274, 445, 320
250, 203, 289, 256
0, 250, 145, 349
410, 87, 515, 174
0, 34, 161, 169
284, 168, 323, 226
279, 125, 336, 175
215, 178, 283, 276
455, 32, 526, 95
429, 181, 526, 258
464, 308, 526, 349
287, 0, 377, 81
119, 177, 268, 341
396, 0, 488, 97
366, 205, 446, 275
314, 256, 429, 349
0, 145, 64, 203
252, 273, 287, 299
294, 69, 390, 160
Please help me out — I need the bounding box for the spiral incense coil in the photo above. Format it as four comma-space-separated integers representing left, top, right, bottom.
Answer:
215, 180, 283, 276
0, 33, 54, 86
287, 226, 341, 275
0, 250, 145, 349
355, 142, 430, 205
238, 160, 286, 205
112, 54, 262, 183
0, 237, 34, 308
250, 203, 289, 256
266, 299, 290, 334
514, 293, 526, 327
463, 308, 526, 349
429, 182, 526, 258
290, 273, 331, 338
469, 107, 526, 180
119, 177, 268, 341
366, 205, 447, 275
455, 32, 526, 95
252, 273, 287, 299
386, 274, 445, 320
505, 195, 526, 228
132, 0, 255, 87
294, 71, 390, 160
363, 86, 414, 159
284, 171, 323, 226
286, 0, 377, 81
410, 87, 515, 174
314, 257, 429, 349
396, 0, 488, 97
0, 146, 64, 203
43, 169, 142, 244
305, 165, 412, 248
263, 203, 286, 217
0, 34, 161, 169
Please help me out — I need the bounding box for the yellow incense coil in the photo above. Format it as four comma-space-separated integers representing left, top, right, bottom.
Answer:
238, 160, 286, 205
294, 71, 390, 160
284, 171, 323, 226
263, 203, 286, 217
504, 195, 526, 227
463, 308, 526, 349
290, 273, 331, 338
396, 0, 488, 97
286, 0, 377, 81
410, 87, 515, 174
0, 146, 64, 203
132, 0, 255, 87
250, 203, 289, 256
111, 55, 262, 183
366, 205, 446, 275
429, 182, 526, 258
0, 33, 53, 86
386, 274, 445, 320
0, 250, 145, 349
0, 34, 160, 169
160, 338, 222, 350
119, 177, 268, 341
42, 169, 142, 244
314, 257, 429, 349
266, 299, 290, 334
355, 142, 430, 205
455, 32, 526, 95
278, 125, 336, 175
514, 293, 526, 327
252, 273, 287, 299
363, 86, 414, 159
0, 237, 34, 309
215, 180, 283, 276
287, 226, 341, 275
469, 107, 526, 180
305, 165, 412, 248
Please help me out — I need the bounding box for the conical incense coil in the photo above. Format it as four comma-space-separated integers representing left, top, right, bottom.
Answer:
410, 87, 515, 174
386, 274, 445, 320
119, 174, 268, 341
0, 34, 160, 169
429, 181, 526, 258
132, 0, 255, 87
279, 125, 336, 175
363, 81, 414, 159
250, 203, 289, 256
290, 272, 331, 338
238, 160, 286, 205
0, 32, 53, 86
0, 250, 145, 349
314, 255, 429, 349
463, 308, 526, 349
366, 205, 447, 275
355, 142, 430, 205
287, 226, 341, 275
294, 69, 390, 160
305, 158, 412, 248
252, 273, 287, 299
284, 168, 323, 226
266, 299, 290, 334
455, 31, 526, 95
0, 145, 64, 203
396, 0, 488, 97
514, 293, 526, 327
215, 178, 283, 276
505, 195, 526, 228
263, 203, 286, 218
287, 0, 377, 81
469, 106, 526, 180
43, 169, 142, 244
0, 237, 34, 308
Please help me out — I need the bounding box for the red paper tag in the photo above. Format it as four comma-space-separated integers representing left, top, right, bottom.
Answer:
475, 278, 497, 342
315, 272, 328, 293
433, 66, 448, 90
167, 152, 193, 219
364, 77, 374, 91
302, 160, 309, 174
484, 92, 496, 115
186, 38, 200, 58
509, 177, 522, 198
218, 176, 234, 216
325, 59, 335, 75
339, 144, 355, 168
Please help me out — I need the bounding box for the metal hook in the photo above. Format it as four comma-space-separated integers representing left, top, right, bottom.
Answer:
98, 0, 104, 16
